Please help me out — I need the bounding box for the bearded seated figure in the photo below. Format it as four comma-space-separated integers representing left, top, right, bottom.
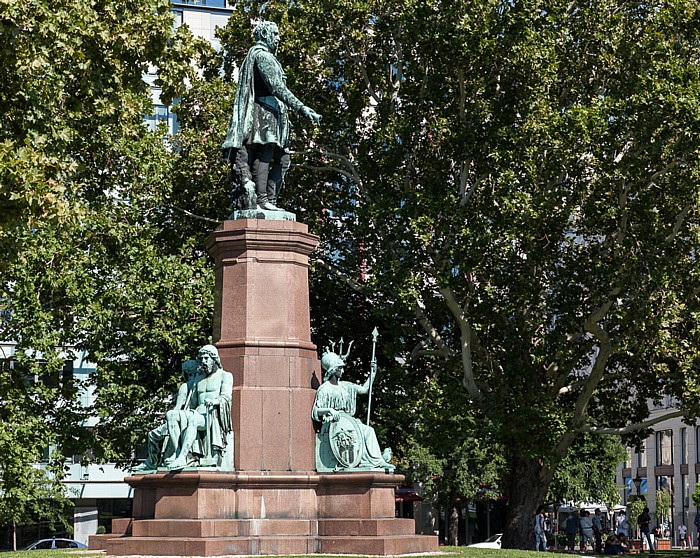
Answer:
132, 345, 234, 472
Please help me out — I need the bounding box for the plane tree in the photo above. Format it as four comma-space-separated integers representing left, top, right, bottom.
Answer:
219, 0, 700, 548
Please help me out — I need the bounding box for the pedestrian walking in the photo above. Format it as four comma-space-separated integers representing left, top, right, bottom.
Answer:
566, 511, 580, 551
534, 505, 547, 551
637, 507, 654, 555
580, 510, 595, 551
592, 508, 604, 553
679, 523, 688, 550
616, 511, 628, 537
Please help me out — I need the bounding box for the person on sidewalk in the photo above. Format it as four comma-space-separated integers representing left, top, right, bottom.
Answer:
580, 510, 595, 551
679, 523, 688, 550
617, 511, 629, 537
637, 507, 654, 555
592, 508, 604, 554
566, 511, 580, 551
534, 505, 547, 551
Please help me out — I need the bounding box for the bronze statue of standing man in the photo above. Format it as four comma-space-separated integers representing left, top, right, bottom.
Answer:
222, 21, 321, 212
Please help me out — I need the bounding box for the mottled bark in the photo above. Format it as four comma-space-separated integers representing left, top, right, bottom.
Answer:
501, 455, 556, 550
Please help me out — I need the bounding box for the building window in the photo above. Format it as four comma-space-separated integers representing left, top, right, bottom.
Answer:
637, 441, 647, 467
696, 427, 700, 463
623, 477, 632, 505
656, 430, 673, 466
681, 427, 688, 465
172, 0, 227, 7
172, 9, 183, 27
656, 476, 673, 534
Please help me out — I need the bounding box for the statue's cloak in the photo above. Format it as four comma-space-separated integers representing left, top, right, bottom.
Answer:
222, 42, 302, 159
222, 44, 263, 155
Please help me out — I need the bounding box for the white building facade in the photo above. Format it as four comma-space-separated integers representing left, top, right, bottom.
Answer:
616, 399, 699, 547
145, 0, 233, 135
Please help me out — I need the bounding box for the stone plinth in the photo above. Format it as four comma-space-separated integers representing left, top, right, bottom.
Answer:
205, 219, 320, 473
90, 219, 438, 555
92, 471, 437, 556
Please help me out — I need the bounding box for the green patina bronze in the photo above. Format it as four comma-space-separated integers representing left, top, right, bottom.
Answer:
312, 336, 394, 473
229, 207, 296, 222
132, 345, 234, 473
222, 21, 321, 215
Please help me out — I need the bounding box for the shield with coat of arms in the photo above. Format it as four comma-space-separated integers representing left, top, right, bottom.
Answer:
328, 414, 364, 468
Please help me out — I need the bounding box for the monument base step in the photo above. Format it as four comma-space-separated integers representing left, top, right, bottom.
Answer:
91, 518, 437, 556
93, 533, 437, 556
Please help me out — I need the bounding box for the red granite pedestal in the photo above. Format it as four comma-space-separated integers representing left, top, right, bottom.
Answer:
90, 219, 437, 556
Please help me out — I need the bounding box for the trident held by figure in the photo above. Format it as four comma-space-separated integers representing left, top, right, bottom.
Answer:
366, 327, 379, 426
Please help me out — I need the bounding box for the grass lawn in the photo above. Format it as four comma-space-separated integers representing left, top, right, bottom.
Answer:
0, 547, 697, 558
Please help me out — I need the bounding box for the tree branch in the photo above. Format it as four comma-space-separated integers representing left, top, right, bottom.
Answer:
342, 38, 381, 104
414, 299, 455, 360
410, 342, 451, 361
438, 285, 488, 400
163, 204, 222, 225
578, 409, 685, 435
390, 30, 403, 104
557, 368, 632, 396
665, 204, 694, 243
647, 159, 682, 188
314, 258, 368, 294
298, 163, 356, 183
289, 147, 364, 188
569, 292, 621, 427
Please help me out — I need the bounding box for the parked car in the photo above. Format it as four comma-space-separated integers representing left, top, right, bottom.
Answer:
24, 538, 87, 550
467, 533, 502, 549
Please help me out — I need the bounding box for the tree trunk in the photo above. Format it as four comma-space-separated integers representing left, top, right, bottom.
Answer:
501, 455, 556, 550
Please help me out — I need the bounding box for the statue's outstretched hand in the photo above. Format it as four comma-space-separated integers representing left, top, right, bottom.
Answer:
323, 409, 340, 422
301, 106, 321, 124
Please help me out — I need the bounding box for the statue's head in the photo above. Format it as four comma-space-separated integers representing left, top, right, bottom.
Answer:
181, 359, 199, 380
198, 344, 222, 375
321, 351, 345, 381
253, 21, 280, 52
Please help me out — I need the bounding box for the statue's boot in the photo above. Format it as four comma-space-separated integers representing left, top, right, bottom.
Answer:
267, 195, 284, 211
132, 461, 157, 471
166, 457, 187, 470
256, 194, 282, 211
260, 201, 282, 211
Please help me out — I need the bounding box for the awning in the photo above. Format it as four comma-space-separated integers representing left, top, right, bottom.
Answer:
395, 489, 423, 503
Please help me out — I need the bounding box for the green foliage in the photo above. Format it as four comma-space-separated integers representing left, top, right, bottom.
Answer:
0, 349, 83, 529
628, 497, 646, 536
3, 0, 699, 549
0, 0, 177, 264
0, 0, 217, 526
693, 484, 700, 508
655, 489, 672, 522
213, 0, 700, 548
548, 435, 626, 507
389, 370, 505, 505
